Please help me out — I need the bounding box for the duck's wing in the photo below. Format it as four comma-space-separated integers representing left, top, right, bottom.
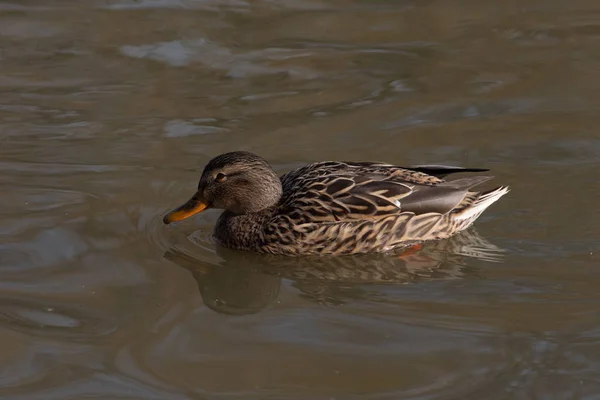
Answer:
403, 164, 489, 178
278, 161, 493, 223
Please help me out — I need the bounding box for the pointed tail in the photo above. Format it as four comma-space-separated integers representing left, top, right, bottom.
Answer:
455, 186, 510, 222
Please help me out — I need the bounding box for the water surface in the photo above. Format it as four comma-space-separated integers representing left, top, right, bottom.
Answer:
1, 0, 600, 399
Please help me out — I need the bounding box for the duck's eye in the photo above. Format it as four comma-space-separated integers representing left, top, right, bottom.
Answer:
215, 172, 227, 182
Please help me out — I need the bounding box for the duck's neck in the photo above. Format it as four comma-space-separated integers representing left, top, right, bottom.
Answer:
213, 209, 274, 251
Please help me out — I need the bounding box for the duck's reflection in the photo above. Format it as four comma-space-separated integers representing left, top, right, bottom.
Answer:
163, 229, 504, 315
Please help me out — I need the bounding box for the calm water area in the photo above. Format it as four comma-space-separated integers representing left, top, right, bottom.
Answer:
1, 0, 600, 399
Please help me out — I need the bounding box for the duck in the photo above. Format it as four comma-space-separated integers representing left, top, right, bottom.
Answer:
163, 151, 509, 256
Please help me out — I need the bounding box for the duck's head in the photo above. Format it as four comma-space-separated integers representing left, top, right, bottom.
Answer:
163, 151, 283, 224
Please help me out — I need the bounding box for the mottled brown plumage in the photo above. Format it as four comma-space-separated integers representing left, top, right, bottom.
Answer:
163, 151, 509, 255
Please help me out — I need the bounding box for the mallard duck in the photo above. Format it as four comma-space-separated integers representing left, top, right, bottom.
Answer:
163, 151, 509, 256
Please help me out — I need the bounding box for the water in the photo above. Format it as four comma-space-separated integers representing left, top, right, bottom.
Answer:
1, 0, 600, 398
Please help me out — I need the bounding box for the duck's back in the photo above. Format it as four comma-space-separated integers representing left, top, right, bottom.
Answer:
276, 160, 450, 224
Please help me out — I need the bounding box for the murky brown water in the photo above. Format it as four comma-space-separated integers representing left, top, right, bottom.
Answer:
1, 0, 600, 398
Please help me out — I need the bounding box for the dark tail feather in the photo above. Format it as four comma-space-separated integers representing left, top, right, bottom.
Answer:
405, 165, 489, 178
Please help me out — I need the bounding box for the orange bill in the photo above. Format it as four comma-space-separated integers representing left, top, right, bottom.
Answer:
163, 194, 209, 224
